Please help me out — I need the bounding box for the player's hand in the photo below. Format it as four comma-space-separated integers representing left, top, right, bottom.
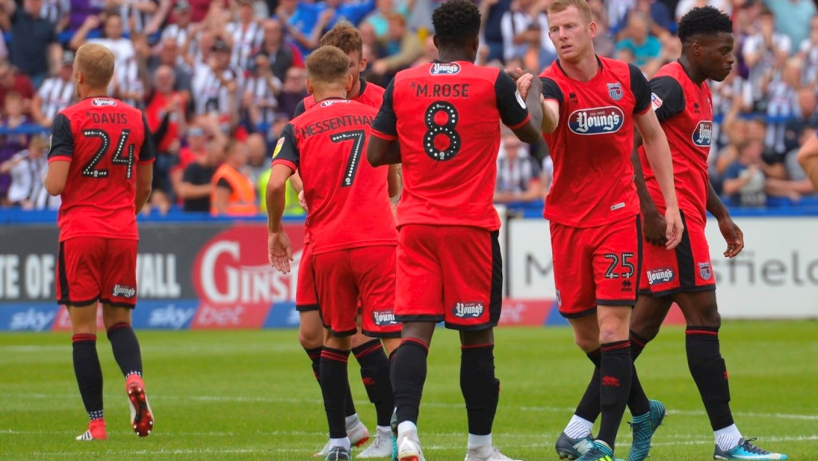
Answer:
297, 190, 307, 211
718, 217, 744, 258
268, 231, 293, 273
664, 206, 684, 250
515, 72, 534, 100
641, 210, 667, 247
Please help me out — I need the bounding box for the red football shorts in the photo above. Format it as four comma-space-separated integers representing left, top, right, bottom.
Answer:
395, 225, 502, 330
296, 242, 319, 312
639, 211, 715, 296
550, 216, 640, 318
57, 237, 138, 308
312, 245, 399, 338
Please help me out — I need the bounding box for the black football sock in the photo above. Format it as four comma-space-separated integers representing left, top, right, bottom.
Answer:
686, 326, 734, 430
320, 347, 351, 439
627, 333, 650, 416
391, 339, 428, 426
597, 341, 633, 449
353, 339, 393, 427
460, 344, 499, 436
72, 334, 104, 420
307, 346, 357, 419
574, 349, 602, 423
106, 323, 143, 378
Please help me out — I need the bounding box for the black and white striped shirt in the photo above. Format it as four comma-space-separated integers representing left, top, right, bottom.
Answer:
40, 0, 70, 28
7, 150, 48, 205
37, 76, 74, 122
245, 75, 281, 125
121, 0, 158, 35
194, 65, 245, 117
227, 21, 263, 69
161, 23, 194, 49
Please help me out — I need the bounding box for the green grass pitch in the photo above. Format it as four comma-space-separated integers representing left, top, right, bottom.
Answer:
1, 321, 816, 460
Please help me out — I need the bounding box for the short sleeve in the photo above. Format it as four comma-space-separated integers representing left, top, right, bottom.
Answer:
139, 114, 157, 163
628, 64, 651, 115
270, 123, 300, 171
649, 76, 685, 122
293, 99, 307, 118
371, 79, 398, 140
540, 77, 563, 105
495, 70, 530, 130
48, 113, 74, 162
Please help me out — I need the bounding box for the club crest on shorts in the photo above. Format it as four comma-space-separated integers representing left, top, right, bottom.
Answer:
372, 310, 397, 326
607, 82, 623, 101
112, 284, 136, 298
698, 262, 712, 281
452, 302, 484, 318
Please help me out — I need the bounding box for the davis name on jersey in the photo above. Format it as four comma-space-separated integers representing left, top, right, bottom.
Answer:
569, 106, 625, 135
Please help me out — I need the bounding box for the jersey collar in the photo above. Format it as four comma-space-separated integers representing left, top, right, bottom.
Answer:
555, 55, 604, 80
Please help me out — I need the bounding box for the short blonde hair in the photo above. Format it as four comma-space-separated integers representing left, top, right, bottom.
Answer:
306, 46, 350, 86
547, 0, 593, 24
75, 43, 115, 89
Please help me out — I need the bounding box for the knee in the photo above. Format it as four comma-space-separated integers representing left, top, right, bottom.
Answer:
598, 318, 629, 345
350, 331, 373, 349
574, 331, 599, 353
686, 301, 721, 327
298, 325, 323, 350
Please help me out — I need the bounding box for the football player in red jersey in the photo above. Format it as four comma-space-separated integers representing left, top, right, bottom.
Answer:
515, 1, 681, 460
288, 23, 400, 459
367, 1, 543, 460
267, 46, 398, 461
43, 43, 155, 441
562, 7, 785, 461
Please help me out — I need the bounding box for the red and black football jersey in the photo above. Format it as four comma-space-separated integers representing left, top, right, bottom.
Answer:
638, 61, 713, 226
272, 99, 397, 254
48, 97, 156, 242
540, 57, 651, 228
371, 61, 530, 231
293, 78, 385, 117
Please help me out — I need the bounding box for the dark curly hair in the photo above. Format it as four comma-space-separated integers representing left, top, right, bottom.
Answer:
678, 6, 733, 44
432, 0, 481, 47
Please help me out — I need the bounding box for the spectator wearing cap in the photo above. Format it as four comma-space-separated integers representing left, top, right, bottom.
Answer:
194, 38, 244, 132
253, 18, 295, 82
0, 60, 35, 113
0, 0, 62, 88
0, 135, 48, 208
161, 0, 195, 49
31, 50, 74, 127
40, 0, 70, 33
227, 0, 263, 70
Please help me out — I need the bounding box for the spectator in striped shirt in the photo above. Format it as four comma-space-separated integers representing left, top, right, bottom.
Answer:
227, 0, 263, 70
493, 130, 543, 204
243, 53, 281, 129
31, 50, 74, 127
0, 135, 48, 208
160, 0, 194, 48
40, 0, 69, 33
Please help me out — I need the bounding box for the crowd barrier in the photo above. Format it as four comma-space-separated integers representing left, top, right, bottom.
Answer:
0, 210, 815, 332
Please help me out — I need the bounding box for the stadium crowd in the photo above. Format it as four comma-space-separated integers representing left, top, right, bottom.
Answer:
0, 0, 816, 214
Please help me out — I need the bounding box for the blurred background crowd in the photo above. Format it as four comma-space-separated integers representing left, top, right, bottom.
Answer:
0, 0, 815, 216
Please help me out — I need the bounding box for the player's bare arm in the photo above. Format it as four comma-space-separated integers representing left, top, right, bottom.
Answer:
387, 164, 402, 198
631, 132, 667, 247
515, 72, 560, 134
134, 164, 153, 215
366, 136, 401, 167
44, 160, 70, 196
266, 164, 295, 273
706, 180, 744, 258
512, 73, 544, 143
634, 107, 683, 249
797, 132, 818, 190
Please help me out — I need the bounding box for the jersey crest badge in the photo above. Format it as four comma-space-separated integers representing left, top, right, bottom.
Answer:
91, 98, 117, 107
430, 62, 461, 75
698, 262, 712, 281
607, 82, 623, 101
273, 137, 285, 158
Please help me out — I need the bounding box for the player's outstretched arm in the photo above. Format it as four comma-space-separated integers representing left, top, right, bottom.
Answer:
706, 180, 744, 258
266, 164, 295, 273
797, 132, 818, 191
630, 133, 667, 247
367, 136, 401, 167
635, 107, 683, 249
135, 164, 153, 215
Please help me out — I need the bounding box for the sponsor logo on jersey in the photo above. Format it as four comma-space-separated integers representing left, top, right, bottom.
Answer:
112, 284, 136, 298
372, 310, 397, 326
430, 62, 461, 75
320, 99, 350, 107
621, 279, 633, 292
607, 82, 623, 101
568, 106, 624, 135
692, 120, 713, 147
452, 302, 484, 318
646, 268, 675, 285
698, 262, 712, 281
91, 98, 117, 107
651, 92, 663, 110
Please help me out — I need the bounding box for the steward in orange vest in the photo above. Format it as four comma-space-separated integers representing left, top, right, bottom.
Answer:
211, 141, 258, 216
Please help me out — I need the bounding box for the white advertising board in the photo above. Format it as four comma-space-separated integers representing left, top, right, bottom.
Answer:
508, 217, 818, 319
